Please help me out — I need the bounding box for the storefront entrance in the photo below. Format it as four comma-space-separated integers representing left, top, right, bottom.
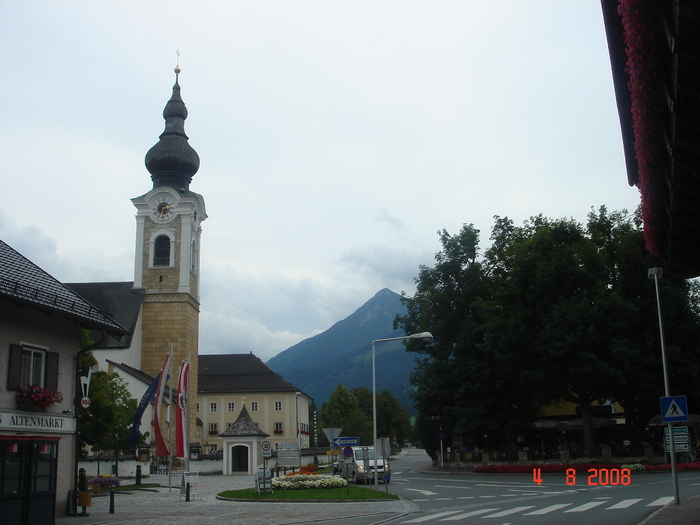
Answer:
0, 436, 59, 525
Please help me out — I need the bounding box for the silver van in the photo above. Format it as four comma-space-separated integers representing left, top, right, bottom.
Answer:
339, 446, 391, 484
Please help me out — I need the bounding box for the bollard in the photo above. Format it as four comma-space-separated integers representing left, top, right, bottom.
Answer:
186, 482, 191, 502
78, 468, 87, 492
109, 489, 115, 514
136, 464, 142, 485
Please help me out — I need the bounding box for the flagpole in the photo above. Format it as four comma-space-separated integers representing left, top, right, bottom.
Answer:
168, 344, 173, 492
186, 354, 191, 472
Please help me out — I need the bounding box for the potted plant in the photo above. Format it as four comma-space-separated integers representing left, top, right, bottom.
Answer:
15, 384, 64, 411
88, 475, 120, 493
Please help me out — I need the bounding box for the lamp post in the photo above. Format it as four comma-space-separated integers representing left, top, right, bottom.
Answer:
649, 267, 679, 505
295, 391, 302, 471
372, 332, 433, 489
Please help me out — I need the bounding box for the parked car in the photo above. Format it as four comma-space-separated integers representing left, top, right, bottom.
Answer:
338, 446, 391, 484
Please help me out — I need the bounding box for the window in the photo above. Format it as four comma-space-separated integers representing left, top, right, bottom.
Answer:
196, 402, 200, 413
208, 423, 218, 434
227, 402, 235, 413
7, 344, 58, 391
250, 401, 258, 412
274, 401, 282, 412
153, 235, 170, 266
274, 422, 283, 433
210, 402, 218, 413
190, 240, 198, 274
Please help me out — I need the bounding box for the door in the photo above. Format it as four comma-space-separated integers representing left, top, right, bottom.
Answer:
230, 445, 249, 473
0, 438, 58, 525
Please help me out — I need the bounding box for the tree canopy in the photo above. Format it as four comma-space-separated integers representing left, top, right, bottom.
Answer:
79, 371, 137, 476
396, 207, 700, 455
319, 383, 411, 446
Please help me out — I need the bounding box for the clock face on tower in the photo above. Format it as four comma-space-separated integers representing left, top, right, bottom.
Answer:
153, 198, 174, 220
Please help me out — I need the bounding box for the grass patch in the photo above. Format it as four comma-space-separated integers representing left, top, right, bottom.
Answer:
220, 485, 399, 501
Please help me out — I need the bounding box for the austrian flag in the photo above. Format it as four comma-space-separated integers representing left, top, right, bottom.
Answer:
175, 361, 190, 459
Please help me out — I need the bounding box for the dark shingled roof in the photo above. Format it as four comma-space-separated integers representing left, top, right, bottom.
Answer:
218, 403, 269, 437
0, 240, 129, 337
65, 282, 144, 349
198, 353, 308, 397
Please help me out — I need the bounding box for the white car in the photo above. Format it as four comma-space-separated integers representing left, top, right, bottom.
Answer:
339, 446, 391, 484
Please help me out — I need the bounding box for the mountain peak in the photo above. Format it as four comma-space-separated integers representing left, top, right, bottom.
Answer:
266, 288, 418, 413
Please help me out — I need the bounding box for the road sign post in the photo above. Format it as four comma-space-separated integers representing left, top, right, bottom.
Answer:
332, 437, 360, 447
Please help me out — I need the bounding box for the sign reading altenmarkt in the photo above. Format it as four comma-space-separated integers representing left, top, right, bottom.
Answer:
0, 411, 76, 433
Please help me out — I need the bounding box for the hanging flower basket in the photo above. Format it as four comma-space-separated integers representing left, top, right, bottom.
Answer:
15, 384, 63, 411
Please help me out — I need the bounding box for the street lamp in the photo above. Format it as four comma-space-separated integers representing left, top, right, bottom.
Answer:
372, 332, 433, 489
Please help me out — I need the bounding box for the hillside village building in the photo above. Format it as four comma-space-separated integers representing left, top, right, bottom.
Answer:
0, 240, 128, 523
197, 354, 312, 457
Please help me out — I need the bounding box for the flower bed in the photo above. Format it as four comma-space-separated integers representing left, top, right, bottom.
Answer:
88, 475, 121, 487
272, 474, 347, 490
474, 462, 700, 474
474, 464, 622, 474
285, 464, 320, 476
643, 463, 700, 472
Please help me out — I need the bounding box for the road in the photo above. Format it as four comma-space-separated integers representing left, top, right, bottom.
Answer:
341, 448, 700, 525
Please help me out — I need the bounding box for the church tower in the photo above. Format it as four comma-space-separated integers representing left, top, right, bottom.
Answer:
131, 66, 206, 444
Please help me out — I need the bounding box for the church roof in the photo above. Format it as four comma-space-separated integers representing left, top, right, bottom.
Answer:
218, 403, 269, 437
0, 240, 129, 337
198, 353, 309, 398
65, 282, 144, 349
145, 67, 200, 190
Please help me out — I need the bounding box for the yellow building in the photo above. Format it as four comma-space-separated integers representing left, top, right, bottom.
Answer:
197, 353, 312, 463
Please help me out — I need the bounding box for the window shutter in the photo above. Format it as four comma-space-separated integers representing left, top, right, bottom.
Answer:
7, 344, 22, 390
45, 351, 59, 391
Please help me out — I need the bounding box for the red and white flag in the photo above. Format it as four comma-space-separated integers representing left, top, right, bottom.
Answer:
175, 361, 190, 459
153, 353, 170, 457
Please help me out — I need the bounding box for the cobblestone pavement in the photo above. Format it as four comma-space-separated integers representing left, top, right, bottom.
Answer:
56, 473, 415, 525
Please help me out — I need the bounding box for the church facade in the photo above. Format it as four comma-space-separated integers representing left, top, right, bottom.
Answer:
72, 68, 311, 468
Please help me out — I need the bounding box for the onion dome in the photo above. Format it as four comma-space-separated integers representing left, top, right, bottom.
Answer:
145, 67, 200, 189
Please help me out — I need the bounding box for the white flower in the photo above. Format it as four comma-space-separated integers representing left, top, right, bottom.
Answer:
271, 474, 347, 490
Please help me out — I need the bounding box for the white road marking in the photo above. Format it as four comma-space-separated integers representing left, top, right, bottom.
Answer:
524, 504, 573, 515
482, 506, 535, 518
442, 509, 501, 520
405, 488, 439, 496
401, 510, 463, 523
607, 499, 642, 509
564, 501, 607, 512
648, 497, 674, 506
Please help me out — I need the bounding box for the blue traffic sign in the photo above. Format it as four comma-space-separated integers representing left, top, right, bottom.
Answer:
333, 436, 360, 447
660, 395, 689, 423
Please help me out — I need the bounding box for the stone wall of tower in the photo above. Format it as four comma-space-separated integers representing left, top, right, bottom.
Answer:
140, 214, 200, 449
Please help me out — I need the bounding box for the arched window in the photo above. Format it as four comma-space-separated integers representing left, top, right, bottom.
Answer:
153, 235, 170, 266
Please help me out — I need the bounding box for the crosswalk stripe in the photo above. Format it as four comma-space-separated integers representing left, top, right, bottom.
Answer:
442, 509, 500, 520
401, 511, 463, 523
482, 506, 535, 518
607, 498, 642, 509
564, 501, 607, 512
524, 504, 573, 515
648, 497, 674, 506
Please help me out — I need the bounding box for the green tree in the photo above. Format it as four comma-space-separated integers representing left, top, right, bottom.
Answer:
79, 372, 137, 477
396, 224, 540, 446
319, 384, 372, 445
397, 209, 700, 456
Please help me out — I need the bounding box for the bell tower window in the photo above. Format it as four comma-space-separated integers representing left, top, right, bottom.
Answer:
153, 235, 171, 266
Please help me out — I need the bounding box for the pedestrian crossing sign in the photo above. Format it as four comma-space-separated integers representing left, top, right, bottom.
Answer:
660, 395, 689, 423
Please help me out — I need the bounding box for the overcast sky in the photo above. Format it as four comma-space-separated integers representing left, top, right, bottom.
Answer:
0, 1, 641, 362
